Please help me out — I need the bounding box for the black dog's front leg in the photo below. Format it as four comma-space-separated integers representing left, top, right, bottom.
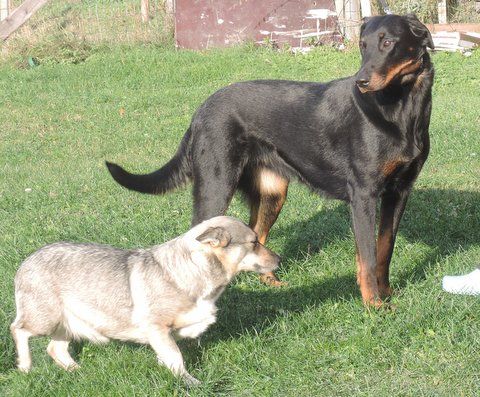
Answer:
350, 193, 381, 307
376, 188, 410, 298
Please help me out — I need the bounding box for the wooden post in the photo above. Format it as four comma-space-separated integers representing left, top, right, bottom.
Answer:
438, 0, 447, 24
141, 0, 149, 22
165, 0, 174, 15
334, 0, 345, 37
0, 0, 49, 41
344, 0, 361, 39
0, 0, 10, 21
360, 0, 371, 18
335, 0, 361, 39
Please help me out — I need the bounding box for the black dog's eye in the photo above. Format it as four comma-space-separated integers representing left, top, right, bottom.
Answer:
383, 39, 392, 48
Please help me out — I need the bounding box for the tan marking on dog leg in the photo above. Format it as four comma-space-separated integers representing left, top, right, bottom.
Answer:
255, 168, 288, 195
376, 229, 394, 299
357, 255, 383, 308
259, 273, 287, 287
355, 250, 361, 286
381, 159, 407, 177
249, 168, 288, 287
250, 168, 289, 243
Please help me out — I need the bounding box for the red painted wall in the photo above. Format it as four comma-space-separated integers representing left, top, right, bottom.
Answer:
175, 0, 338, 50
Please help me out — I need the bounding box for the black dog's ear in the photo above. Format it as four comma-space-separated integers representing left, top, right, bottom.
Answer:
360, 16, 372, 35
405, 13, 435, 49
196, 227, 231, 248
361, 16, 373, 24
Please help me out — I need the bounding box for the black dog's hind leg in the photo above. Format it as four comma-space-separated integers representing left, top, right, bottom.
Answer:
191, 174, 239, 226
245, 168, 289, 286
376, 188, 410, 299
190, 135, 246, 225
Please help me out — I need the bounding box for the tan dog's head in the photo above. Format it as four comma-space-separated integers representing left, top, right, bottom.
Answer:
193, 216, 280, 276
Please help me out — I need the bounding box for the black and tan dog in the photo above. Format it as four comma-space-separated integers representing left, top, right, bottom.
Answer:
106, 14, 435, 307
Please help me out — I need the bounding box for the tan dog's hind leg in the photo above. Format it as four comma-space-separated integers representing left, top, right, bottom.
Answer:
249, 168, 288, 287
11, 325, 33, 373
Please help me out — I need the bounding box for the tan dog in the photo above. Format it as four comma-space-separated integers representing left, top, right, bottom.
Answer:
11, 216, 280, 385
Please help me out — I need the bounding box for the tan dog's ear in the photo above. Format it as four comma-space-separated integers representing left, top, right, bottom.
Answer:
196, 227, 231, 248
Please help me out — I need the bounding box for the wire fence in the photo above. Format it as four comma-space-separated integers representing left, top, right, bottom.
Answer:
4, 0, 172, 47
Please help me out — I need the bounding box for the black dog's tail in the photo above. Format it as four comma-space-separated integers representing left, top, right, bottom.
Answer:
106, 128, 192, 195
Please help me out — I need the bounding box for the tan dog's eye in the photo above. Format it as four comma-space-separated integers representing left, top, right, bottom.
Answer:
383, 40, 392, 47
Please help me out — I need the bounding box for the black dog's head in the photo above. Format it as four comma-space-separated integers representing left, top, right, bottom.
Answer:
356, 14, 434, 93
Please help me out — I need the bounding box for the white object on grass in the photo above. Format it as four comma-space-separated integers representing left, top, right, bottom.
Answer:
442, 268, 480, 295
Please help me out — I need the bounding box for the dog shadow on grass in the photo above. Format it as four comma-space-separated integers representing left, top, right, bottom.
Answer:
175, 188, 480, 380
195, 187, 480, 346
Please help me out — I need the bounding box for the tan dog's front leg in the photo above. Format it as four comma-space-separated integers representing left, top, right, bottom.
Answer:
148, 326, 200, 386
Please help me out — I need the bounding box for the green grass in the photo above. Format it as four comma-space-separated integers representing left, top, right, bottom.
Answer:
1, 45, 479, 396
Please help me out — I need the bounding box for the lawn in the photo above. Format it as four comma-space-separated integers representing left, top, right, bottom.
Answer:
0, 44, 479, 396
